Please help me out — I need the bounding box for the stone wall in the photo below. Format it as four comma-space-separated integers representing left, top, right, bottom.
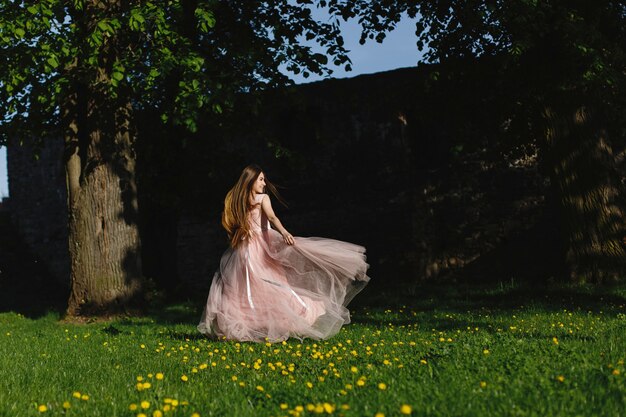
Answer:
6, 137, 69, 286
5, 64, 556, 292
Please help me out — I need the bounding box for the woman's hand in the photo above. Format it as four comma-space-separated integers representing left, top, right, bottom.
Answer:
282, 232, 295, 246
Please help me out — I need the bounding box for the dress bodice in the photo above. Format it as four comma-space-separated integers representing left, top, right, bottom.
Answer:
248, 193, 269, 233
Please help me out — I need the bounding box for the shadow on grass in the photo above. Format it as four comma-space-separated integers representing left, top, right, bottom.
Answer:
140, 279, 626, 338
352, 280, 626, 322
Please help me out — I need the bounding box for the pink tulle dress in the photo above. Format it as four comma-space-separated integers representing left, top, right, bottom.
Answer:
197, 193, 370, 342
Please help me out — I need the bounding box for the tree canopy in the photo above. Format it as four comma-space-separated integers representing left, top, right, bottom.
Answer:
0, 0, 354, 142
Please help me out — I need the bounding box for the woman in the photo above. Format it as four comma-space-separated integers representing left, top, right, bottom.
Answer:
198, 165, 370, 342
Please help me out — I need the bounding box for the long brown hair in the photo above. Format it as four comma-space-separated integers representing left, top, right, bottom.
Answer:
222, 164, 286, 248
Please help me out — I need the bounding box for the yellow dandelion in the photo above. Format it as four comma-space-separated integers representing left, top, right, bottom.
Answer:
323, 403, 335, 413
280, 404, 289, 410
141, 400, 150, 409
400, 404, 412, 415
153, 411, 163, 417
556, 375, 565, 382
378, 383, 387, 390
137, 376, 144, 382
375, 413, 385, 417
350, 366, 358, 373
256, 385, 264, 392
138, 414, 147, 417
314, 404, 325, 413
552, 337, 559, 345
72, 391, 81, 399
356, 379, 365, 387
480, 381, 487, 388
129, 404, 138, 411
306, 404, 315, 412
163, 405, 171, 412
420, 359, 427, 365
483, 349, 490, 355
37, 404, 47, 413
62, 401, 71, 409
191, 413, 200, 417
140, 344, 146, 349
612, 369, 620, 376
81, 394, 89, 401
171, 399, 179, 407
155, 373, 164, 380
306, 382, 313, 388
142, 382, 151, 389
181, 375, 188, 382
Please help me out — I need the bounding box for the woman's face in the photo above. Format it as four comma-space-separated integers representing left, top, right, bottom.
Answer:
252, 172, 266, 194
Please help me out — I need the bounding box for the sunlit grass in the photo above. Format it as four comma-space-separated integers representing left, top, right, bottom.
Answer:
0, 284, 624, 417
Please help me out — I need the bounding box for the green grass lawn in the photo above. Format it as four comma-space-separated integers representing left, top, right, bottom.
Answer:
0, 283, 624, 417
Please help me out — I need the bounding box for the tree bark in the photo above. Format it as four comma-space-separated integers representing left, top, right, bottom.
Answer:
542, 98, 625, 283
64, 0, 143, 316
65, 96, 143, 315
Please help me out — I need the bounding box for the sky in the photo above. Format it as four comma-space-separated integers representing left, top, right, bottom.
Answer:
0, 147, 6, 198
0, 14, 421, 198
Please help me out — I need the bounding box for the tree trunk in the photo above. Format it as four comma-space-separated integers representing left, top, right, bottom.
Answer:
63, 0, 143, 315
65, 94, 143, 315
542, 98, 625, 283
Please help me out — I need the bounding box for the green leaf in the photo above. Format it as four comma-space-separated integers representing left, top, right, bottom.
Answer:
46, 56, 59, 68
195, 8, 216, 33
97, 20, 116, 33
27, 6, 38, 15
112, 71, 124, 81
14, 28, 25, 38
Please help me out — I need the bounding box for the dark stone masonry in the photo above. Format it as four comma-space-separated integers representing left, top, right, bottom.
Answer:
4, 64, 557, 293
6, 137, 69, 286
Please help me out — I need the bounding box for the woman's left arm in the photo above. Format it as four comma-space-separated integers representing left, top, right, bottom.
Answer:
261, 194, 295, 245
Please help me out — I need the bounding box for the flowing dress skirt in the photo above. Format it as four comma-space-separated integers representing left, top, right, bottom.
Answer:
198, 229, 370, 342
